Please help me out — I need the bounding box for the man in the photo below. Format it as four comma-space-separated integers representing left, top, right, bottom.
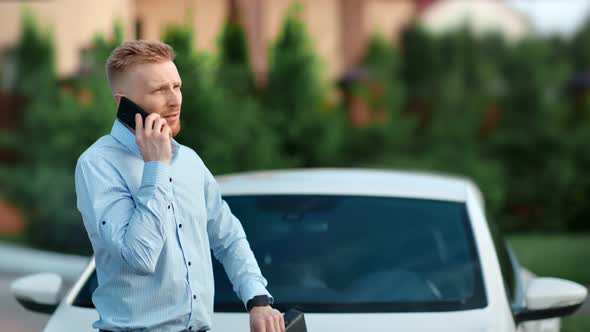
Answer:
75, 40, 284, 332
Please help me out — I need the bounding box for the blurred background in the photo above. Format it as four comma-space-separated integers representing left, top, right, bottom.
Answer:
0, 0, 589, 331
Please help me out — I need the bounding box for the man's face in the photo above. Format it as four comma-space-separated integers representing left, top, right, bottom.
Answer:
116, 60, 183, 137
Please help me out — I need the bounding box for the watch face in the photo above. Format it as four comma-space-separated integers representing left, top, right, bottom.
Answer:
248, 295, 273, 311
257, 295, 272, 305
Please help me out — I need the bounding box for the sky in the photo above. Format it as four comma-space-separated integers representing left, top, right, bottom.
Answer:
506, 0, 590, 38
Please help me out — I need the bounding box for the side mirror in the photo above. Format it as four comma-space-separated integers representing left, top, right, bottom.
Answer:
11, 273, 63, 314
514, 277, 587, 324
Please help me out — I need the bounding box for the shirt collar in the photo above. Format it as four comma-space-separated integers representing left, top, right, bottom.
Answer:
110, 119, 180, 161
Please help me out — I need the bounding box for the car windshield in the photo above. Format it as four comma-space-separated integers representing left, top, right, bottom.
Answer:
73, 195, 486, 313
216, 195, 486, 312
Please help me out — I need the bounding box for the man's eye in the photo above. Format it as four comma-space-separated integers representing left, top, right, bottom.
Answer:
174, 85, 181, 90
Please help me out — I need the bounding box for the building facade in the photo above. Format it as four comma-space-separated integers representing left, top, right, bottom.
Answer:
0, 0, 416, 80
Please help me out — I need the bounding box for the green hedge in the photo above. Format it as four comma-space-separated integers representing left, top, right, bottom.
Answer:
3, 7, 590, 253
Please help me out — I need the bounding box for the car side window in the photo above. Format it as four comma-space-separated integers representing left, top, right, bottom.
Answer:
73, 270, 98, 308
488, 219, 517, 305
498, 240, 517, 304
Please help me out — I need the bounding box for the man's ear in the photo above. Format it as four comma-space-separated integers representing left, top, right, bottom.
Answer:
113, 94, 123, 106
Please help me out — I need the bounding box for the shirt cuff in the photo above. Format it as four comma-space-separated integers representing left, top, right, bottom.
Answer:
241, 281, 273, 308
141, 161, 172, 190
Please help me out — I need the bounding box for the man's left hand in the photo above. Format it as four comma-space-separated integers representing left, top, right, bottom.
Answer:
249, 305, 285, 332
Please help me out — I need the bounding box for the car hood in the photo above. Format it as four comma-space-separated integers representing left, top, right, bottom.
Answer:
213, 308, 504, 332
42, 306, 503, 332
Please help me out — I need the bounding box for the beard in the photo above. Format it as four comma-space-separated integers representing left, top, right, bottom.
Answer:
169, 121, 181, 137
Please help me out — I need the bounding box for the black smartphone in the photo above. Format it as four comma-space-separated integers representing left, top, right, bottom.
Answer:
117, 96, 150, 129
284, 309, 307, 332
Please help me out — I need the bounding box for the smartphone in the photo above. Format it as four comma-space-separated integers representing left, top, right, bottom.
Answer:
284, 309, 307, 332
117, 96, 150, 129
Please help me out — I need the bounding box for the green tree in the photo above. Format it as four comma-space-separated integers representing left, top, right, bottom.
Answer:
342, 35, 414, 167
400, 23, 440, 107
400, 27, 505, 219
570, 17, 590, 72
71, 23, 125, 162
491, 38, 569, 232
164, 24, 284, 174
0, 16, 123, 254
559, 122, 590, 231
557, 21, 590, 231
12, 10, 56, 97
265, 5, 344, 167
216, 20, 256, 97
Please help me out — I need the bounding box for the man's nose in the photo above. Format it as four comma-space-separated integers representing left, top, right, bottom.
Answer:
167, 89, 181, 107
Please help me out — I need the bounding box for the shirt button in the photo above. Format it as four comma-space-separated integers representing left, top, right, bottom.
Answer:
193, 295, 196, 300
189, 326, 192, 331
188, 261, 191, 266
168, 205, 171, 209
101, 221, 106, 225
169, 177, 172, 182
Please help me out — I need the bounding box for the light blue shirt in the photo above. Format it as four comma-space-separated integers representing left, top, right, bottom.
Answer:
75, 119, 271, 332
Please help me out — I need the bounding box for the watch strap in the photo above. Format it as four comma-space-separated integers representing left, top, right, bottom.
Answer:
247, 295, 274, 312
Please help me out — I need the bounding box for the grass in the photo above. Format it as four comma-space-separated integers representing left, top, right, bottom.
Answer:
506, 233, 590, 285
562, 316, 590, 332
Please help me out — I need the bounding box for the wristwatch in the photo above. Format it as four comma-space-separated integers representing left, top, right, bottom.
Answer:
246, 295, 274, 312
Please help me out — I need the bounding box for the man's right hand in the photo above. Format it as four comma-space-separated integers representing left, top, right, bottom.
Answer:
135, 113, 172, 164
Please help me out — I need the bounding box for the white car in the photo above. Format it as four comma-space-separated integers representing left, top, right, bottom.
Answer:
12, 169, 588, 331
